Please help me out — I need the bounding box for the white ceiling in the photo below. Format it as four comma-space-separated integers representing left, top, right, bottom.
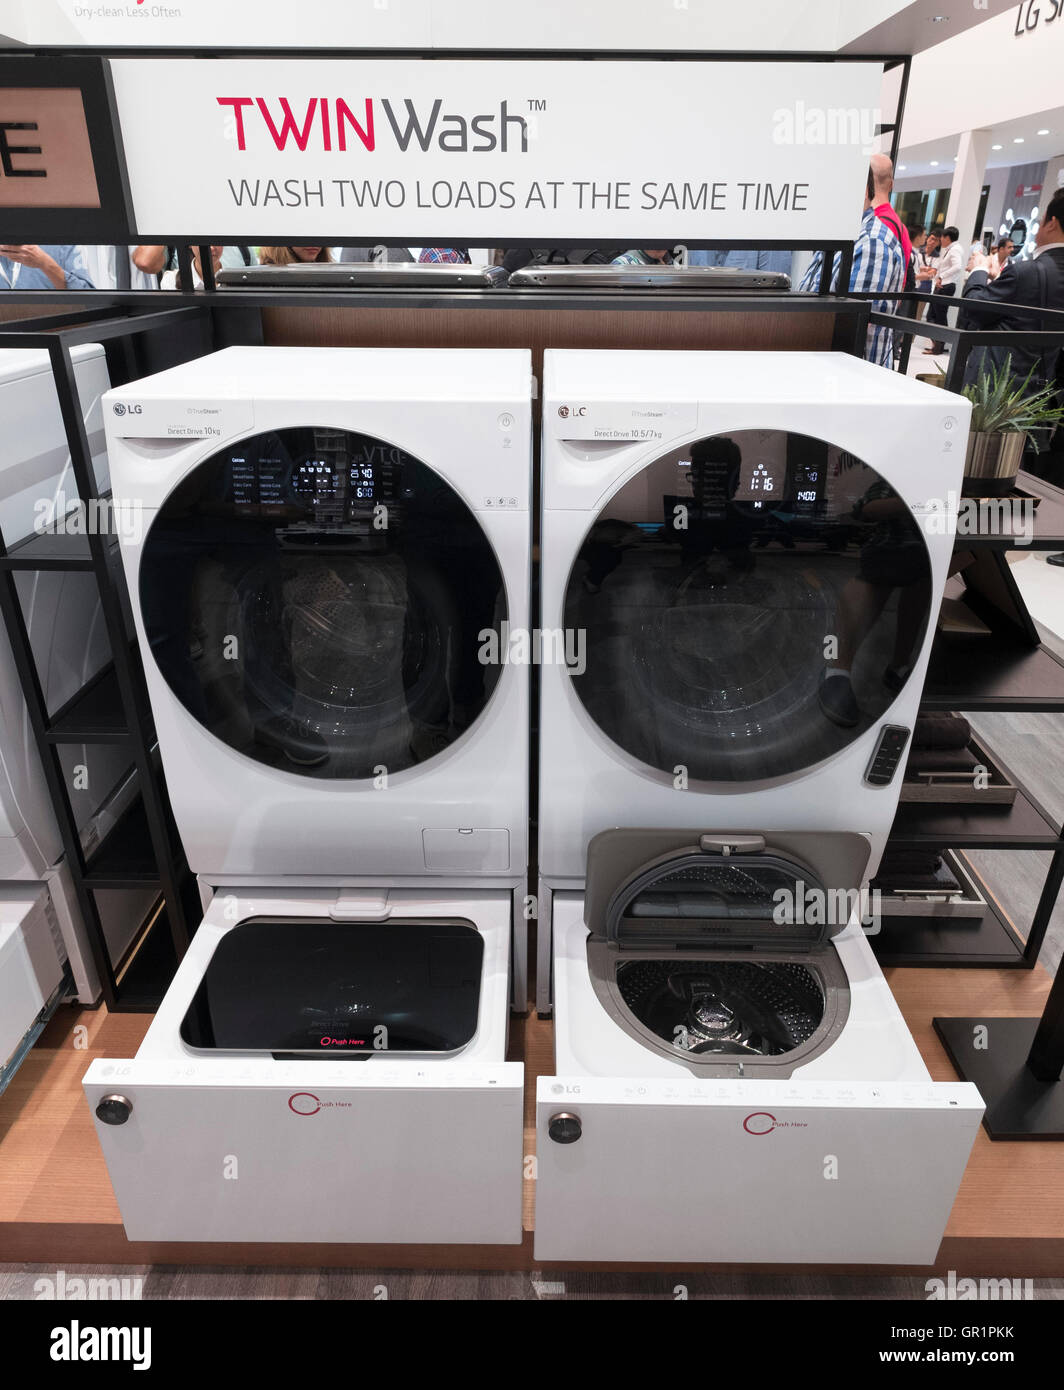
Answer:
897, 107, 1064, 181
842, 0, 1016, 55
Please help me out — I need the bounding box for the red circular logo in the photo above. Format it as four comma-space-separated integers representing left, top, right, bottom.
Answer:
288, 1092, 321, 1116
743, 1112, 777, 1136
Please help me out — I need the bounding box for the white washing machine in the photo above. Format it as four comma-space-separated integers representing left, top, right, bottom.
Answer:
533, 350, 983, 1264
84, 347, 531, 1244
0, 346, 153, 1011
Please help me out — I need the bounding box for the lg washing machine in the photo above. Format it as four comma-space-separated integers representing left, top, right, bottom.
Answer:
83, 347, 531, 1245
533, 350, 984, 1264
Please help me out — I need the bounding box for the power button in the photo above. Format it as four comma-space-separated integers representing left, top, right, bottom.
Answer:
943, 417, 958, 432
498, 413, 514, 431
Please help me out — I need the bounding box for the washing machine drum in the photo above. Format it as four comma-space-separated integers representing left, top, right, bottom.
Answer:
587, 843, 851, 1075
565, 428, 933, 783
138, 427, 506, 778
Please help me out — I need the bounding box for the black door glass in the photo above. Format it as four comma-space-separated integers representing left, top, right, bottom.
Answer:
565, 430, 932, 783
180, 920, 483, 1055
140, 429, 506, 778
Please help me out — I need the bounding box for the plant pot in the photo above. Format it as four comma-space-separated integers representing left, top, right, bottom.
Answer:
962, 431, 1026, 497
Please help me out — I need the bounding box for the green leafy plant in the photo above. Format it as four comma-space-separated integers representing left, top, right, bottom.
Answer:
962, 361, 1064, 451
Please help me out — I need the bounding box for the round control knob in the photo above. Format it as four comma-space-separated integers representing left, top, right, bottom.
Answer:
96, 1094, 133, 1126
548, 1112, 582, 1144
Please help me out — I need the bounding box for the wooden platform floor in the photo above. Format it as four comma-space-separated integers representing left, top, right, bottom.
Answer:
2, 963, 1063, 1274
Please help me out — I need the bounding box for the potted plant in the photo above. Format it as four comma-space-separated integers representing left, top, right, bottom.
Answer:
961, 361, 1064, 496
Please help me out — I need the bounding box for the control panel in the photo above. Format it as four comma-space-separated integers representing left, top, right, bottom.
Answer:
864, 724, 911, 787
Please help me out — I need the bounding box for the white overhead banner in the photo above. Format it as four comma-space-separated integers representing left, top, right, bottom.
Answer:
110, 58, 882, 242
3, 2, 880, 54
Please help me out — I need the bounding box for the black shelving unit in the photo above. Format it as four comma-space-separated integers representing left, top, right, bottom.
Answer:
868, 487, 1064, 970
858, 292, 1064, 974
0, 305, 210, 1011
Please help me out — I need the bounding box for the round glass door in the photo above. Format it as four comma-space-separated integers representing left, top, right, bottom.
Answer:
564, 430, 933, 783
140, 427, 505, 779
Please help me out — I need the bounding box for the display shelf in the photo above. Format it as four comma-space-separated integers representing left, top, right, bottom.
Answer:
962, 472, 1064, 552
890, 790, 1060, 851
110, 903, 182, 1013
84, 793, 184, 889
44, 660, 147, 744
0, 316, 201, 1011
0, 527, 101, 572
869, 888, 1027, 969
920, 635, 1064, 711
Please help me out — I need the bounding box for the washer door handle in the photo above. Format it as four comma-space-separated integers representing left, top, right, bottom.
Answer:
699, 835, 766, 856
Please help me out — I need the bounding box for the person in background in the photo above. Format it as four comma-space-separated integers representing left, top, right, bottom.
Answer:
688, 248, 791, 274
869, 155, 912, 270
80, 246, 158, 291
339, 246, 412, 263
905, 225, 925, 283
159, 245, 222, 290
962, 188, 1064, 560
133, 246, 254, 278
923, 225, 964, 354
257, 246, 332, 266
993, 238, 1016, 272
798, 159, 906, 368
611, 248, 676, 265
500, 247, 615, 272
0, 244, 93, 290
893, 224, 926, 354
418, 248, 470, 263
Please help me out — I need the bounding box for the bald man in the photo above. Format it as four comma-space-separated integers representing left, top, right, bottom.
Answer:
870, 153, 911, 268
798, 158, 907, 367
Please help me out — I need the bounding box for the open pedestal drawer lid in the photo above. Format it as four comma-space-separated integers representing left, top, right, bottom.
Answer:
585, 830, 873, 1077
180, 918, 484, 1057
83, 888, 523, 1245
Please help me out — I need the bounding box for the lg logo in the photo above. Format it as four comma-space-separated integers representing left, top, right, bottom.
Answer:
557, 405, 588, 418
112, 403, 142, 417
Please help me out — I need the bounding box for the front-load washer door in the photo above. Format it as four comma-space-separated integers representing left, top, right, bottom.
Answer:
83, 889, 523, 1245
138, 427, 506, 778
565, 430, 934, 783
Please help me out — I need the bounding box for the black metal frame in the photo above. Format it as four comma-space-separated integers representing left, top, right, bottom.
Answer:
0, 55, 132, 244
0, 304, 209, 1010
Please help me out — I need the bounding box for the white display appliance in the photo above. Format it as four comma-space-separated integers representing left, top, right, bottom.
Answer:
84, 347, 531, 1244
0, 885, 66, 1082
533, 350, 983, 1264
0, 346, 152, 1010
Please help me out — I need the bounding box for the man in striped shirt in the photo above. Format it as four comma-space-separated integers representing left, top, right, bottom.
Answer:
799, 157, 906, 368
